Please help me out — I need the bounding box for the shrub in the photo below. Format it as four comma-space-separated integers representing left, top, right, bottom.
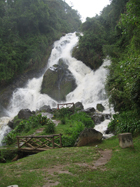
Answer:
3, 130, 17, 145
62, 121, 85, 147
108, 110, 140, 135
54, 107, 74, 120
3, 114, 51, 145
44, 120, 55, 133
70, 112, 95, 128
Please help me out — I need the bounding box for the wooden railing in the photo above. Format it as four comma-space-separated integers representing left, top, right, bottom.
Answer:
17, 134, 62, 153
57, 103, 75, 110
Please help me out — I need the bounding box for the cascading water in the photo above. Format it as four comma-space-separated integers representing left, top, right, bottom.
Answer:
0, 32, 113, 145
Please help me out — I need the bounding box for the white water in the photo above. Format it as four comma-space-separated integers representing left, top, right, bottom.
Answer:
0, 32, 113, 145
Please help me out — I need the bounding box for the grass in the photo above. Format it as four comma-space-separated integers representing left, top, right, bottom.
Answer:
0, 135, 140, 187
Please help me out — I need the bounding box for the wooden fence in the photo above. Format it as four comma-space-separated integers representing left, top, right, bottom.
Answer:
17, 134, 62, 153
57, 103, 75, 110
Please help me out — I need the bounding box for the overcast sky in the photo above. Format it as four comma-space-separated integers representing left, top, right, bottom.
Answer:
65, 0, 111, 22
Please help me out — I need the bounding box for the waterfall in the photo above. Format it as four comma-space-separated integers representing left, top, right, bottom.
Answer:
0, 32, 113, 145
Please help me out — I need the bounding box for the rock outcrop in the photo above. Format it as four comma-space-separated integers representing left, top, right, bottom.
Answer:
75, 128, 103, 147
41, 59, 77, 101
18, 109, 35, 120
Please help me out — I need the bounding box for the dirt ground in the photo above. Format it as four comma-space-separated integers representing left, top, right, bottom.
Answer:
42, 149, 112, 187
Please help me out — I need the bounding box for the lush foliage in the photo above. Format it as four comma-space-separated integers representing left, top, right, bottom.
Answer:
73, 17, 106, 70
54, 107, 74, 120
54, 108, 95, 147
62, 121, 85, 147
108, 111, 140, 135
0, 0, 81, 86
70, 111, 95, 128
106, 0, 140, 113
73, 0, 129, 70
3, 114, 55, 145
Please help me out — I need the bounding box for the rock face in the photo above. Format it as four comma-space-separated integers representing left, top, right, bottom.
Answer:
41, 59, 77, 101
18, 109, 35, 120
96, 104, 105, 112
75, 128, 103, 147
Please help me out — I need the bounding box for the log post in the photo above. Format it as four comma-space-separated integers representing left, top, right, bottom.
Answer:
52, 136, 55, 149
17, 137, 19, 148
118, 133, 134, 148
59, 134, 62, 148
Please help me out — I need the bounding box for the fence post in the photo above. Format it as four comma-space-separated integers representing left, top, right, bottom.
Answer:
59, 134, 62, 148
52, 136, 55, 149
17, 137, 19, 148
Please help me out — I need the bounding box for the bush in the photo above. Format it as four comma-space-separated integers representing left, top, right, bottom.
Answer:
3, 130, 17, 145
3, 114, 52, 145
54, 107, 74, 120
70, 112, 95, 128
108, 111, 140, 135
44, 120, 55, 133
62, 121, 85, 147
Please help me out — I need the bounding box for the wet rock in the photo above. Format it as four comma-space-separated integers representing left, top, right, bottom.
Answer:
74, 128, 103, 147
83, 107, 96, 115
7, 120, 14, 129
75, 102, 84, 110
96, 104, 105, 112
92, 112, 111, 125
39, 105, 52, 113
18, 109, 35, 120
41, 59, 77, 101
92, 113, 104, 125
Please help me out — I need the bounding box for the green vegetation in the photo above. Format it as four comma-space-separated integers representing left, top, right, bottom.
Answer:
108, 111, 140, 135
3, 108, 95, 147
3, 114, 55, 145
0, 0, 81, 86
0, 135, 140, 187
73, 0, 140, 135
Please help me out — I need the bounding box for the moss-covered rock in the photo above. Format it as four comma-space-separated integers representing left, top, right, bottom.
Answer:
41, 59, 77, 101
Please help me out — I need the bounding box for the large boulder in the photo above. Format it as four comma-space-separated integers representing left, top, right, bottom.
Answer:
92, 112, 111, 125
18, 109, 35, 120
38, 105, 52, 113
41, 59, 77, 101
74, 128, 103, 147
75, 102, 84, 110
96, 103, 105, 112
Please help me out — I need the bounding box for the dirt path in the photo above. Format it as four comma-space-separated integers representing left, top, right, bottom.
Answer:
42, 149, 112, 187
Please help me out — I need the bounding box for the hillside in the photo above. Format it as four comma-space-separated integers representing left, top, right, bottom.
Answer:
0, 0, 81, 87
0, 135, 140, 187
